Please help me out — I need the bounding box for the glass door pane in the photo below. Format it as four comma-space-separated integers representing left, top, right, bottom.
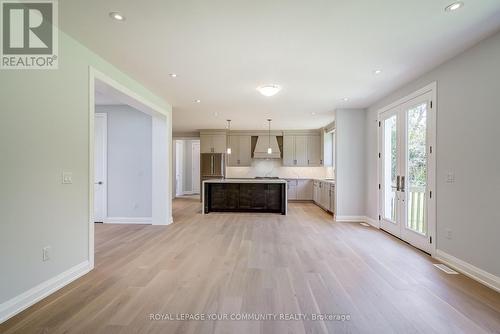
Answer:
383, 115, 398, 222
406, 103, 427, 234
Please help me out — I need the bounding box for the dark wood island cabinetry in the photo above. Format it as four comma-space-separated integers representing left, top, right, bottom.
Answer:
202, 179, 287, 215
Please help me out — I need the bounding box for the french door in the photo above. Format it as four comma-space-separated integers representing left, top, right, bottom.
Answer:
379, 89, 435, 254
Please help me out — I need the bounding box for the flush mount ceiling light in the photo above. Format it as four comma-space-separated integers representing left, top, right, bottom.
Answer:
311, 112, 316, 116
257, 84, 281, 97
109, 12, 125, 21
445, 1, 464, 12
194, 99, 201, 103
169, 73, 177, 78
374, 69, 382, 75
343, 97, 349, 101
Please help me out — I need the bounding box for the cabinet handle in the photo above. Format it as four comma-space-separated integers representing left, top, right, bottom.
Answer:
308, 160, 310, 165
320, 159, 323, 165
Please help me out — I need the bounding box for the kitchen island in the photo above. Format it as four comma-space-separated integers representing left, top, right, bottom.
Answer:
202, 178, 287, 215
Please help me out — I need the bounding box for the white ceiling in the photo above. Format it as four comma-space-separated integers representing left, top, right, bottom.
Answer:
60, 0, 500, 132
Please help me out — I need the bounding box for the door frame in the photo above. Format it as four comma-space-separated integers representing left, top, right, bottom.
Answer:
88, 66, 172, 270
94, 112, 108, 221
377, 82, 437, 256
191, 141, 201, 194
175, 140, 184, 196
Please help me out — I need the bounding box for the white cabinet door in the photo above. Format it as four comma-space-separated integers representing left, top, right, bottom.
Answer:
200, 135, 213, 153
307, 135, 321, 166
318, 182, 329, 210
287, 180, 297, 200
322, 132, 333, 166
295, 136, 308, 166
297, 179, 313, 200
238, 135, 252, 166
313, 181, 319, 203
323, 183, 332, 211
227, 135, 239, 166
212, 134, 227, 153
283, 136, 295, 166
330, 184, 335, 214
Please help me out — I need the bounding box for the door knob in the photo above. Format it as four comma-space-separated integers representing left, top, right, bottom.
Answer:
95, 181, 103, 185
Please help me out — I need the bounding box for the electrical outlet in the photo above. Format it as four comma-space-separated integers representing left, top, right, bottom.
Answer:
445, 228, 453, 240
42, 246, 51, 261
62, 171, 73, 184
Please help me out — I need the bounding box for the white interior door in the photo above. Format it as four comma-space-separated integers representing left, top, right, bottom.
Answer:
192, 141, 200, 193
94, 113, 107, 222
379, 91, 435, 254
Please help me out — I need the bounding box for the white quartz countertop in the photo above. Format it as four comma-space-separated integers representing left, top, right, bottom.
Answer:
203, 178, 287, 184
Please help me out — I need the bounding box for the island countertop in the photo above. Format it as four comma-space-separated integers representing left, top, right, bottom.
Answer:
202, 178, 287, 184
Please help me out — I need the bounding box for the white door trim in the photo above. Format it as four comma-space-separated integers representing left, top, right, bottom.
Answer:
377, 82, 437, 256
175, 140, 184, 196
191, 141, 200, 194
94, 113, 107, 221
89, 66, 172, 270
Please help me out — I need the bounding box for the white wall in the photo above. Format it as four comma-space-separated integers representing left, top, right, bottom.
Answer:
96, 105, 152, 218
335, 109, 366, 218
0, 30, 171, 317
365, 30, 500, 277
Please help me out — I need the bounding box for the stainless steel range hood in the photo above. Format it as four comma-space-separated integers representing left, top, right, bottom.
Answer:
253, 135, 281, 159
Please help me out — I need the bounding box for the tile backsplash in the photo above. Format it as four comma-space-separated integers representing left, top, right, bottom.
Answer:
226, 159, 334, 179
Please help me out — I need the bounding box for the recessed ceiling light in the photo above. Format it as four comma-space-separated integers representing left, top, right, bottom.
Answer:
374, 69, 382, 75
169, 73, 177, 78
257, 84, 281, 97
194, 99, 201, 103
445, 1, 464, 12
343, 97, 349, 101
109, 12, 125, 21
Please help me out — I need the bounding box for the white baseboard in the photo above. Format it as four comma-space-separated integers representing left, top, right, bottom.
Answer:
435, 250, 500, 293
335, 215, 367, 223
364, 216, 380, 228
335, 216, 380, 228
0, 260, 91, 324
103, 217, 152, 224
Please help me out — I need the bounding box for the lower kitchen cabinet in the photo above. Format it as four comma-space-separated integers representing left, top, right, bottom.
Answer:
312, 180, 335, 214
287, 179, 313, 201
204, 182, 286, 214
287, 179, 297, 200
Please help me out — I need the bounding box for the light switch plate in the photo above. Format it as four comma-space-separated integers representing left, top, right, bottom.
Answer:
62, 171, 73, 184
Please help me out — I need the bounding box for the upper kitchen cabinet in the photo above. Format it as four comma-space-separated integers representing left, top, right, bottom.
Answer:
321, 130, 334, 167
200, 131, 226, 153
307, 135, 321, 166
283, 132, 321, 166
227, 135, 252, 166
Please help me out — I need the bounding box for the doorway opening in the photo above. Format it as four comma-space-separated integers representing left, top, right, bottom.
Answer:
173, 139, 201, 198
89, 68, 171, 269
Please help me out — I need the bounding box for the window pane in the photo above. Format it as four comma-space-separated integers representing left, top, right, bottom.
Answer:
407, 104, 427, 234
383, 116, 397, 221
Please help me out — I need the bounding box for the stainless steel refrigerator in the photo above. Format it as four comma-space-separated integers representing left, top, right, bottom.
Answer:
200, 153, 225, 196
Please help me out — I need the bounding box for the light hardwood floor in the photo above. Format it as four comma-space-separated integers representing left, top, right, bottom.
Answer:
2, 198, 500, 333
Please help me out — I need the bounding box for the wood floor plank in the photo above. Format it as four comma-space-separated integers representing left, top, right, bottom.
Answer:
1, 198, 499, 334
